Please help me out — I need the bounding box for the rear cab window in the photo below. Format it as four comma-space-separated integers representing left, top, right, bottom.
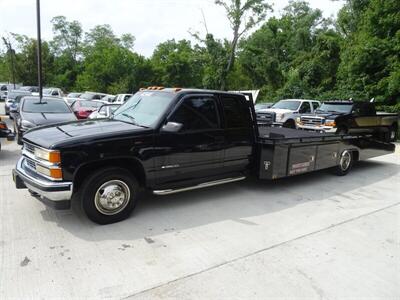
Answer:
220, 95, 252, 128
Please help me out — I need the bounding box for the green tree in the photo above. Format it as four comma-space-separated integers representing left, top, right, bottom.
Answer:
215, 0, 271, 90
150, 39, 203, 88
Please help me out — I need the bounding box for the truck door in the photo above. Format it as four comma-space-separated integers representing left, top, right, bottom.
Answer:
155, 95, 225, 186
220, 95, 254, 172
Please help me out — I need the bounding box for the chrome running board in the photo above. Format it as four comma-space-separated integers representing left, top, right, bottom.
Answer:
153, 176, 246, 195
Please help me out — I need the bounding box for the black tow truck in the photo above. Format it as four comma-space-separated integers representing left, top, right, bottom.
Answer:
13, 88, 395, 224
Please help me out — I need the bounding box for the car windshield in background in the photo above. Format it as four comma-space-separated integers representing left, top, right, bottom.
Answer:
80, 93, 99, 100
7, 91, 30, 100
78, 100, 103, 108
67, 93, 81, 98
272, 100, 301, 110
317, 103, 353, 113
23, 99, 71, 113
43, 89, 53, 95
113, 91, 175, 128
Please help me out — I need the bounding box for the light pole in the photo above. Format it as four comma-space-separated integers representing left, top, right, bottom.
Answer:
36, 0, 43, 102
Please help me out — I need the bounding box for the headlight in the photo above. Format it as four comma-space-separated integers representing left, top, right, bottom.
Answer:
296, 117, 301, 123
34, 147, 61, 164
21, 120, 35, 129
276, 113, 285, 121
325, 120, 336, 127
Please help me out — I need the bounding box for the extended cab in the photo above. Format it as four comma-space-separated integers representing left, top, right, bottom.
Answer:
257, 99, 320, 128
297, 101, 399, 142
13, 89, 395, 224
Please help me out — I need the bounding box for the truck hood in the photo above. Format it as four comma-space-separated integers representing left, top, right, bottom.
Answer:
23, 119, 151, 149
22, 112, 76, 126
258, 108, 293, 114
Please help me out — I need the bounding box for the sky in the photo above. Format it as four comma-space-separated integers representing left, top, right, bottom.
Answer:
0, 0, 346, 57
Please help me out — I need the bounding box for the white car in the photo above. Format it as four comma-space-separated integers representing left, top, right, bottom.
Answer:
257, 99, 321, 128
113, 93, 132, 104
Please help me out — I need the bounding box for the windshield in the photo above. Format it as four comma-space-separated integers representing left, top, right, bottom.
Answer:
80, 93, 103, 100
23, 99, 71, 113
43, 89, 53, 95
317, 103, 353, 113
272, 100, 301, 110
7, 91, 30, 100
113, 91, 175, 127
67, 93, 81, 98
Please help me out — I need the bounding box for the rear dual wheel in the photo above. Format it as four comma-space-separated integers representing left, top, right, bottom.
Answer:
334, 150, 353, 176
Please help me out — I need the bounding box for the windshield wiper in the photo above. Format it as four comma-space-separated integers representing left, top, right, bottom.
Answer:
121, 113, 149, 128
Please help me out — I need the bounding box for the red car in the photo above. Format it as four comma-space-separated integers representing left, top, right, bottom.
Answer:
71, 100, 105, 119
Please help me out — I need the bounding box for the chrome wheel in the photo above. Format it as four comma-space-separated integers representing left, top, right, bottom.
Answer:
339, 150, 352, 171
94, 180, 131, 215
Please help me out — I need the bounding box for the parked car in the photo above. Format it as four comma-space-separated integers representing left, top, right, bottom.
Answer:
0, 83, 22, 101
70, 99, 105, 119
100, 94, 116, 103
297, 101, 399, 141
9, 95, 28, 119
79, 92, 107, 101
42, 88, 64, 97
19, 86, 40, 93
12, 97, 77, 144
88, 103, 120, 119
64, 92, 82, 105
257, 99, 321, 128
0, 119, 15, 151
5, 90, 32, 115
12, 88, 395, 224
254, 103, 273, 112
113, 94, 132, 104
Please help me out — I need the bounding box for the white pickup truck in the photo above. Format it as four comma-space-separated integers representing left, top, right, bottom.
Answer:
256, 99, 321, 128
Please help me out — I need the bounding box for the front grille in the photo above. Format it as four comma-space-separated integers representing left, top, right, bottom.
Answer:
25, 157, 36, 171
257, 112, 275, 125
301, 116, 324, 126
24, 143, 35, 154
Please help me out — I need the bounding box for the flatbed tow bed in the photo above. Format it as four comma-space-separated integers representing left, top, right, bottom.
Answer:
256, 127, 395, 179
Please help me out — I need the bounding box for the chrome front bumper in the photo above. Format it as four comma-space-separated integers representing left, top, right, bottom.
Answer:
297, 124, 337, 133
13, 157, 73, 209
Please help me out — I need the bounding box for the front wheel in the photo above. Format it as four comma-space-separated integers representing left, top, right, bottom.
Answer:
334, 150, 353, 176
80, 167, 139, 224
283, 120, 296, 129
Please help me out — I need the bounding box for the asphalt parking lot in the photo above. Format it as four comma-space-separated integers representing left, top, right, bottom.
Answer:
0, 103, 399, 299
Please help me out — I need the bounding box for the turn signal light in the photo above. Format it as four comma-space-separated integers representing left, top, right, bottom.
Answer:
0, 123, 7, 129
50, 168, 63, 179
325, 121, 336, 127
48, 151, 61, 164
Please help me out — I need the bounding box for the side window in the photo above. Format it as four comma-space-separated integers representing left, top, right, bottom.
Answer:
220, 96, 251, 128
52, 90, 59, 96
312, 102, 319, 111
299, 102, 311, 113
169, 97, 219, 131
0, 86, 6, 91
93, 95, 101, 100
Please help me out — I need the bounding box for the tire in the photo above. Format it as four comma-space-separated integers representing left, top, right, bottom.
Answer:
16, 129, 22, 145
334, 150, 353, 176
283, 120, 296, 129
80, 167, 139, 224
386, 126, 398, 142
336, 126, 348, 135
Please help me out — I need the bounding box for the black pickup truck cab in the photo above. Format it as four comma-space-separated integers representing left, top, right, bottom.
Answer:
297, 101, 399, 141
13, 89, 395, 224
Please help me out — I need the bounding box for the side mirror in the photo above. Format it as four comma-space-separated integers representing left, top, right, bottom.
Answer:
161, 122, 183, 133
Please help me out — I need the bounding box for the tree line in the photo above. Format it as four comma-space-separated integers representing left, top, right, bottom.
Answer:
0, 0, 399, 109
